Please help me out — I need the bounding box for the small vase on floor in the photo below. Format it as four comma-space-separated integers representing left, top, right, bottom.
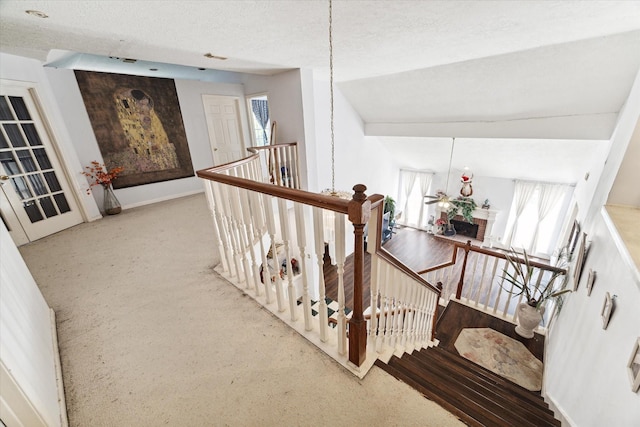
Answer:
102, 184, 121, 215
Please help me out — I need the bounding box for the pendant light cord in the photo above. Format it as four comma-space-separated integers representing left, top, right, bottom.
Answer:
329, 0, 335, 194
445, 137, 455, 194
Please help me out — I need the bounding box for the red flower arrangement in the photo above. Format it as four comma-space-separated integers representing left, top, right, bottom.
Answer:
82, 161, 124, 194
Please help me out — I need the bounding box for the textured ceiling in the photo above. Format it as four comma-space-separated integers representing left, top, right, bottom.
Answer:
1, 1, 639, 182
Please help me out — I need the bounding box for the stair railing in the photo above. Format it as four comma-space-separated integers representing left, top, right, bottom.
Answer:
417, 241, 567, 328
365, 200, 442, 361
197, 151, 441, 376
247, 143, 300, 189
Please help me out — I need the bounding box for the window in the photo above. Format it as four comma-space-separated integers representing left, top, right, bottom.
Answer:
504, 180, 573, 257
398, 170, 433, 229
246, 94, 270, 146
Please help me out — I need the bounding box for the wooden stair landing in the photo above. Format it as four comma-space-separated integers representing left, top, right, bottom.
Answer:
376, 302, 559, 427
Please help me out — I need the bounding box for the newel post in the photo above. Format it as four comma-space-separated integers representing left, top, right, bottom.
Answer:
456, 240, 472, 299
348, 184, 371, 366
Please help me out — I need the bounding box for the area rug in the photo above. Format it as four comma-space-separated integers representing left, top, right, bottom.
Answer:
454, 328, 543, 391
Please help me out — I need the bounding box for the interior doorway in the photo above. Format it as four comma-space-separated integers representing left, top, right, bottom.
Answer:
202, 95, 246, 165
0, 82, 83, 245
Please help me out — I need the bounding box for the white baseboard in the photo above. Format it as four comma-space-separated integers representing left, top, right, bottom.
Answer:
50, 309, 69, 427
543, 391, 576, 427
121, 189, 205, 210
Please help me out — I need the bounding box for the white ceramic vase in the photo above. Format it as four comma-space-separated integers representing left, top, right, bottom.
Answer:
515, 303, 545, 338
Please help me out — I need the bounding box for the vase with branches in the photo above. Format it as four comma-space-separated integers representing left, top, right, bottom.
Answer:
82, 161, 124, 215
500, 248, 571, 337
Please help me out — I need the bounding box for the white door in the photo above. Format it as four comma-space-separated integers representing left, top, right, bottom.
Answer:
0, 83, 83, 244
202, 95, 245, 165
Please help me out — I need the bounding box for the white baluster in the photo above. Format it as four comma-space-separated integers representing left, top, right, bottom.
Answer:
263, 193, 285, 312
220, 181, 243, 282
278, 198, 297, 320
294, 203, 311, 331
203, 181, 228, 274
369, 253, 381, 351
250, 190, 273, 304
312, 207, 329, 342
334, 212, 347, 355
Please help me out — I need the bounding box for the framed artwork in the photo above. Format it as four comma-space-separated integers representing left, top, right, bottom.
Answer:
567, 220, 580, 256
586, 269, 596, 296
573, 232, 587, 290
75, 70, 194, 188
627, 337, 640, 392
601, 292, 614, 330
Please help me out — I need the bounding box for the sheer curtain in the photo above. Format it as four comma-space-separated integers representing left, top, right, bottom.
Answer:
529, 183, 568, 253
416, 172, 433, 228
398, 170, 433, 229
400, 170, 417, 224
504, 180, 537, 247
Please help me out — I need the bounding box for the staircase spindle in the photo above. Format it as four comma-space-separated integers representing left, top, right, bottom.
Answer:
278, 198, 297, 320
294, 202, 312, 331
334, 211, 347, 355
312, 207, 329, 342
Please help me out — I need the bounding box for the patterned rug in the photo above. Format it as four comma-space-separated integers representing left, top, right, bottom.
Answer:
454, 328, 543, 391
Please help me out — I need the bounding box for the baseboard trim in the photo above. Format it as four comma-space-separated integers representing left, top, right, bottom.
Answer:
121, 189, 205, 211
543, 390, 576, 427
50, 309, 69, 427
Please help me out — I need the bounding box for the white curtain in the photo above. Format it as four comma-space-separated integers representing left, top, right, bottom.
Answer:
504, 180, 537, 247
529, 183, 567, 253
400, 170, 417, 224
416, 172, 433, 228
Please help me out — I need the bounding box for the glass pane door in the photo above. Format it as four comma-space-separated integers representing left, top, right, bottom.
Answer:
0, 84, 82, 243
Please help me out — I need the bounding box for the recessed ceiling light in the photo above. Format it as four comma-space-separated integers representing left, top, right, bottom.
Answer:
204, 53, 227, 60
25, 10, 48, 18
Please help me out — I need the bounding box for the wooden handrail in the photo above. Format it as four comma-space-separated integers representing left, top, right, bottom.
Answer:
247, 142, 298, 153
417, 240, 566, 275
197, 167, 351, 213
198, 156, 442, 366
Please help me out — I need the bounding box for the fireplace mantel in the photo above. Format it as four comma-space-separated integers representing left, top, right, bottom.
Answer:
436, 206, 499, 246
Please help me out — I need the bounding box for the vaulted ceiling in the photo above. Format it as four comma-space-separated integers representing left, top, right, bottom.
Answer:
1, 1, 640, 182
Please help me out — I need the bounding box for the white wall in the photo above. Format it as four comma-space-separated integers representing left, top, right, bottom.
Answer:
243, 69, 316, 190
544, 67, 640, 426
544, 211, 640, 426
0, 222, 64, 426
608, 118, 640, 207
312, 78, 399, 197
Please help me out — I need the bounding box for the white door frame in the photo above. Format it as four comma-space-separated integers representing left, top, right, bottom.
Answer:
0, 79, 85, 244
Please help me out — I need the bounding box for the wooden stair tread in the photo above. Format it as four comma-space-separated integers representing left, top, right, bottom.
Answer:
413, 347, 557, 424
426, 346, 553, 412
377, 346, 560, 427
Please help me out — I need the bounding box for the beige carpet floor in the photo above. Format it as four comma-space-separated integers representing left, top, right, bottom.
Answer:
19, 193, 463, 427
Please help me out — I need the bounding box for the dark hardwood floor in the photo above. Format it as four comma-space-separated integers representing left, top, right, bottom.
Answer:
324, 226, 559, 426
323, 225, 458, 308
376, 301, 558, 426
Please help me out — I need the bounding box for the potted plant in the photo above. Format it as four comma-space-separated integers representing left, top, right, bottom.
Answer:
383, 195, 396, 224
447, 197, 477, 223
500, 249, 571, 338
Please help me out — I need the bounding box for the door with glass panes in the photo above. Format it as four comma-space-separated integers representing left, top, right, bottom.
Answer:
0, 83, 82, 244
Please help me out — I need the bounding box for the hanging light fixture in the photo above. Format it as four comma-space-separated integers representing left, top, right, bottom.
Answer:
320, 0, 351, 199
425, 137, 456, 208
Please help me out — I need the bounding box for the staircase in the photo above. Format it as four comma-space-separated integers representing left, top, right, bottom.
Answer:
376, 345, 560, 427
